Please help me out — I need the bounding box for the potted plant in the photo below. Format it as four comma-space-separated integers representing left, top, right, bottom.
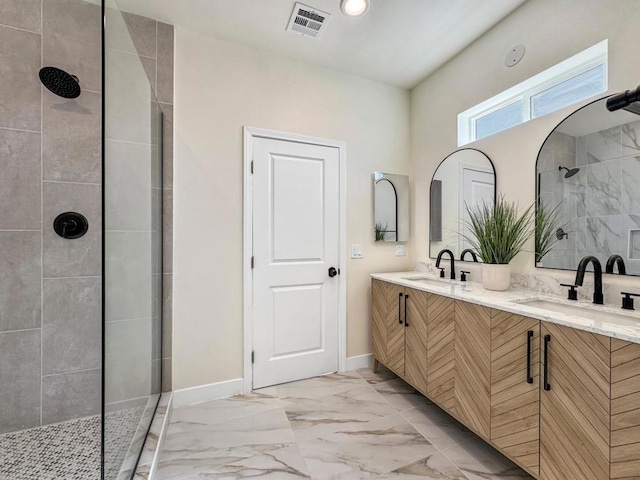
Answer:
535, 200, 565, 265
375, 222, 388, 242
462, 195, 533, 291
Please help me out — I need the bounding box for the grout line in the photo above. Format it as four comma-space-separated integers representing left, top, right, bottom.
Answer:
43, 180, 101, 186
0, 126, 41, 134
0, 22, 41, 35
42, 366, 101, 378
0, 327, 41, 334
43, 275, 101, 280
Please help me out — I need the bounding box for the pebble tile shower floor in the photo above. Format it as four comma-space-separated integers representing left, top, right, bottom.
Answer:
0, 406, 145, 480
156, 367, 532, 479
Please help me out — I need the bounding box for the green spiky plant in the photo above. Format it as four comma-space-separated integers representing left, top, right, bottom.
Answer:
375, 222, 388, 242
461, 195, 534, 264
535, 200, 565, 263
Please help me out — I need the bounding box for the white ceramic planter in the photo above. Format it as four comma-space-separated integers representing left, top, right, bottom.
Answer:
481, 263, 511, 291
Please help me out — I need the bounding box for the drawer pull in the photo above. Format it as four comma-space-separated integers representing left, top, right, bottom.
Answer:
526, 330, 534, 384
398, 292, 403, 324
404, 294, 409, 327
544, 334, 551, 391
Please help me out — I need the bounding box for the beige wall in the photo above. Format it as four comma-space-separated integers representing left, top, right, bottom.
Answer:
173, 30, 412, 390
412, 0, 640, 286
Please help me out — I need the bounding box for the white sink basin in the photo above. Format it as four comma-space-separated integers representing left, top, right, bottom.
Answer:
402, 276, 463, 287
515, 298, 639, 325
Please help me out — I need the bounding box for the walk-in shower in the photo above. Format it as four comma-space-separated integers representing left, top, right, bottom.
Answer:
0, 0, 171, 478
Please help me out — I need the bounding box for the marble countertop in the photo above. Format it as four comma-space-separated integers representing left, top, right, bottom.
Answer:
372, 271, 640, 344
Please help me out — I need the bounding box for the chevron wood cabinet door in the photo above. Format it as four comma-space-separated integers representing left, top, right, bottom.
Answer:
540, 322, 611, 480
404, 287, 428, 395
454, 300, 491, 440
426, 293, 455, 411
371, 279, 388, 365
385, 282, 406, 376
610, 339, 640, 479
490, 310, 540, 476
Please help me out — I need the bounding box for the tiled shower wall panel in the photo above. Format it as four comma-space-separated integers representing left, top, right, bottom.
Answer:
0, 0, 174, 435
0, 0, 102, 434
122, 13, 174, 393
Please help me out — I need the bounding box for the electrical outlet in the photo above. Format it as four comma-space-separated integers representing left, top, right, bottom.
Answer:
395, 245, 406, 256
351, 244, 364, 259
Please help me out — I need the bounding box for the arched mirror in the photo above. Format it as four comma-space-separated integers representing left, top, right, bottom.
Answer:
373, 172, 409, 242
429, 148, 496, 260
536, 96, 640, 275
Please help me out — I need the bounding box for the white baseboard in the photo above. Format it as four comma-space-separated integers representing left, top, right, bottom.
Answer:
173, 377, 244, 407
346, 353, 374, 371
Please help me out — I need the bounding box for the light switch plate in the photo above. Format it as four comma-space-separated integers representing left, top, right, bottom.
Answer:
395, 245, 406, 256
351, 244, 364, 259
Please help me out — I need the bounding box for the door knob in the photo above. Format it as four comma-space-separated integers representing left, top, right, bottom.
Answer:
328, 267, 339, 277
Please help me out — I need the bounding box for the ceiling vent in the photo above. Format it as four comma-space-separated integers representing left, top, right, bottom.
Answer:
286, 3, 331, 39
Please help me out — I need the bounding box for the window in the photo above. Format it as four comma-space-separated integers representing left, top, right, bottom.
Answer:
458, 40, 608, 146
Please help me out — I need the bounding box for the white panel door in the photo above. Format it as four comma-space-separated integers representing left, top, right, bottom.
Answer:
252, 137, 340, 389
460, 167, 495, 252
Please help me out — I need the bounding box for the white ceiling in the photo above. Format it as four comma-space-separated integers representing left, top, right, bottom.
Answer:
116, 0, 527, 89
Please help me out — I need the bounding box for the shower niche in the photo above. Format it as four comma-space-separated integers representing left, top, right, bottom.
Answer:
536, 96, 640, 275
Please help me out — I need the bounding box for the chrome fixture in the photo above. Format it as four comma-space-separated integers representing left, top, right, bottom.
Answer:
436, 249, 456, 280
460, 249, 479, 262
606, 85, 640, 115
575, 256, 604, 305
606, 254, 627, 275
558, 165, 580, 178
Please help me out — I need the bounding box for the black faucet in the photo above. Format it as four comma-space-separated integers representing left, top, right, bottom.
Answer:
436, 249, 456, 280
460, 249, 479, 262
575, 256, 604, 305
606, 254, 626, 275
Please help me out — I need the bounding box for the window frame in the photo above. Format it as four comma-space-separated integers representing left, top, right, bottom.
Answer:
457, 40, 608, 146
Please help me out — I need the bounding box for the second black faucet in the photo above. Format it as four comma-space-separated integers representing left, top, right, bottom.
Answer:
436, 249, 456, 280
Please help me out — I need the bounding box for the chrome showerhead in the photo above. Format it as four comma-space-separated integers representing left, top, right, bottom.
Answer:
39, 67, 81, 99
559, 166, 580, 178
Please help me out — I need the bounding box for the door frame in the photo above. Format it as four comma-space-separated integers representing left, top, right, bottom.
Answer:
242, 126, 348, 393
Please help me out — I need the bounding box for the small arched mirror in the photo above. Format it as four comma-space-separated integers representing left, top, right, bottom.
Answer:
429, 148, 496, 260
536, 95, 640, 275
373, 172, 409, 242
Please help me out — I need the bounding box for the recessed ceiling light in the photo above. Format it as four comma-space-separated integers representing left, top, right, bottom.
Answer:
340, 0, 369, 16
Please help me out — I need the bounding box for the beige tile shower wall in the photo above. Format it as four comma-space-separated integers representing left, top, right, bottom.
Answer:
411, 0, 640, 292
121, 15, 174, 392
173, 31, 412, 390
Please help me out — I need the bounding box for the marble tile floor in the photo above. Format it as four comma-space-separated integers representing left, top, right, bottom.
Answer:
156, 367, 532, 479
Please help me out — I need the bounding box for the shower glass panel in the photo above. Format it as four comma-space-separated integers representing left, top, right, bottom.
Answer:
103, 1, 163, 478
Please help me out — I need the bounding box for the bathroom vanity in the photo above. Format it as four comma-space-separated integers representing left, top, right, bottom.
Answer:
371, 273, 640, 480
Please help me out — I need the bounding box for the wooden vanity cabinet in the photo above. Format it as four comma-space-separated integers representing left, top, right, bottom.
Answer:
371, 279, 404, 374
539, 322, 612, 480
426, 294, 456, 411
371, 279, 428, 389
610, 339, 640, 479
453, 300, 492, 439
490, 310, 541, 476
371, 279, 640, 480
404, 288, 428, 394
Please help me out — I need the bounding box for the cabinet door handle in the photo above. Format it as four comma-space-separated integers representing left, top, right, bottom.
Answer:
404, 294, 409, 327
526, 330, 534, 384
543, 334, 551, 391
398, 292, 403, 324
